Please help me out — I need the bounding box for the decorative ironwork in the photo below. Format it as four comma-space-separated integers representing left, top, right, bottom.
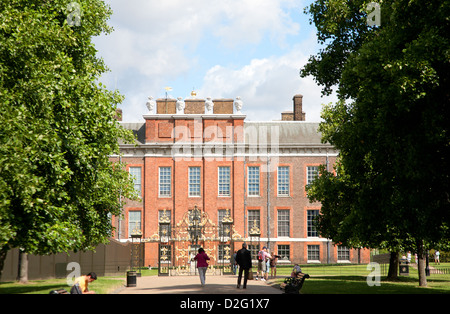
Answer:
170, 206, 219, 275
159, 209, 171, 244
249, 219, 261, 261
131, 221, 142, 237
149, 206, 244, 276
130, 222, 143, 276
188, 205, 203, 246
158, 210, 172, 275
222, 208, 233, 224
158, 244, 171, 276
159, 209, 171, 224
220, 209, 234, 274
249, 219, 261, 237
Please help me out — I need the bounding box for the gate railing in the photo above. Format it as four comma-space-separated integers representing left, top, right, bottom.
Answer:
151, 208, 244, 276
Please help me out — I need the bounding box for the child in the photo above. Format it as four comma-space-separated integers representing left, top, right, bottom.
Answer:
291, 264, 302, 278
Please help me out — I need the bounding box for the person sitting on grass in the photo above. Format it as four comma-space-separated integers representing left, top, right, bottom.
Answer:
71, 272, 97, 294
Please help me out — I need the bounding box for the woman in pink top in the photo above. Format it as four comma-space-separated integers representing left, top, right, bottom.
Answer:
194, 248, 210, 286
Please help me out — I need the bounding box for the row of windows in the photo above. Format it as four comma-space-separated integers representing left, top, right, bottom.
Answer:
157, 244, 351, 262
128, 209, 320, 238
253, 245, 350, 262
128, 165, 319, 197
248, 209, 320, 238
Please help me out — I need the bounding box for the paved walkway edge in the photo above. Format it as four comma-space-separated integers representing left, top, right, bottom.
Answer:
111, 274, 283, 294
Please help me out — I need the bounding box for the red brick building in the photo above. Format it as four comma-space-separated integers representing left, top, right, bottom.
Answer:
111, 94, 370, 273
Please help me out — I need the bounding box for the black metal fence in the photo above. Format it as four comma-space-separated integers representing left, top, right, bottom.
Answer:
379, 263, 450, 277
429, 266, 450, 275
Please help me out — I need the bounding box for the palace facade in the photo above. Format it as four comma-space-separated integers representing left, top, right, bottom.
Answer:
111, 93, 370, 274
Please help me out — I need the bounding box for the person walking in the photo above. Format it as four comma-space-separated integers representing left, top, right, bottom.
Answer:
235, 243, 252, 289
257, 246, 271, 281
269, 252, 281, 278
194, 248, 210, 286
231, 251, 237, 275
256, 247, 265, 280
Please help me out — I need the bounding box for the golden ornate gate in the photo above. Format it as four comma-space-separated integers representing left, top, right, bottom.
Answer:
150, 205, 243, 276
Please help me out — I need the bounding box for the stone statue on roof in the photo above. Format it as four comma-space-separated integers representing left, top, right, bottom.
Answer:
205, 97, 214, 114
176, 97, 185, 114
146, 96, 156, 114
234, 96, 243, 114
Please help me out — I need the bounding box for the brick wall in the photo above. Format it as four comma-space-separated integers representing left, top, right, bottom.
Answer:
115, 101, 370, 266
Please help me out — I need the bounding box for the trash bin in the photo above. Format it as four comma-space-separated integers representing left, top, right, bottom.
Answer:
399, 259, 409, 276
127, 271, 137, 287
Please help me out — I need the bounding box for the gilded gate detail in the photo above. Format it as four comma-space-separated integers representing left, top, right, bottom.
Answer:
147, 206, 243, 276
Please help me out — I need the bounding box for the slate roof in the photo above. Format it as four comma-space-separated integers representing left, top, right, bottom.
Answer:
118, 120, 325, 146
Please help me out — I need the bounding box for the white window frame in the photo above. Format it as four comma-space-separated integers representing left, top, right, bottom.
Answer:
159, 167, 172, 197
188, 167, 201, 197
307, 245, 320, 263
307, 166, 319, 185
218, 166, 231, 196
129, 167, 142, 196
307, 210, 320, 237
277, 209, 290, 237
128, 211, 141, 238
277, 166, 290, 196
247, 166, 260, 196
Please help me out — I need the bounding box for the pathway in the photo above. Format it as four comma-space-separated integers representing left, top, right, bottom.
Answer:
114, 274, 283, 294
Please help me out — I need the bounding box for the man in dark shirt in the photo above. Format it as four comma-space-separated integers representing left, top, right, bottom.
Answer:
235, 243, 252, 289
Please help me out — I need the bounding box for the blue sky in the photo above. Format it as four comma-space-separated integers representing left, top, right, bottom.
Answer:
93, 0, 338, 122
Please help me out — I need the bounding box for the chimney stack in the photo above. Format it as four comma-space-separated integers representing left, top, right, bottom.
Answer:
293, 94, 305, 121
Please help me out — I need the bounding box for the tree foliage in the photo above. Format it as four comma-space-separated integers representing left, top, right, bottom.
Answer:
0, 0, 137, 268
302, 0, 450, 284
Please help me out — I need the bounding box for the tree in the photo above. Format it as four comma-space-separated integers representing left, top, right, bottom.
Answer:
0, 0, 137, 281
302, 0, 449, 286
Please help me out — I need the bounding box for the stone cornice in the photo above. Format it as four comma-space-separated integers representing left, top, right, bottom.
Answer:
114, 142, 338, 158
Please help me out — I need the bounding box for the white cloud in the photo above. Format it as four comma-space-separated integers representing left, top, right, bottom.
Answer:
93, 0, 335, 122
211, 0, 301, 48
197, 33, 337, 122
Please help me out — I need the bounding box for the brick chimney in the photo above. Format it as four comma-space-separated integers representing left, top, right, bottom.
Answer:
293, 94, 305, 121
156, 98, 177, 114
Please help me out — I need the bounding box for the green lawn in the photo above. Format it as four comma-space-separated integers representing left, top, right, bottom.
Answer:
1, 264, 449, 294
273, 263, 450, 294
0, 276, 125, 295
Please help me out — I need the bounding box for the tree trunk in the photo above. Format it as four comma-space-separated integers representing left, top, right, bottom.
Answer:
17, 251, 28, 284
0, 247, 8, 282
386, 251, 399, 280
417, 240, 427, 287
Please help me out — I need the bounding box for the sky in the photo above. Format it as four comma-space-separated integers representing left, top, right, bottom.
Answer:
92, 0, 339, 122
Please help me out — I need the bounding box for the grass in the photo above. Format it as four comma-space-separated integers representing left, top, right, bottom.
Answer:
1, 264, 449, 294
272, 263, 450, 294
0, 276, 126, 295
